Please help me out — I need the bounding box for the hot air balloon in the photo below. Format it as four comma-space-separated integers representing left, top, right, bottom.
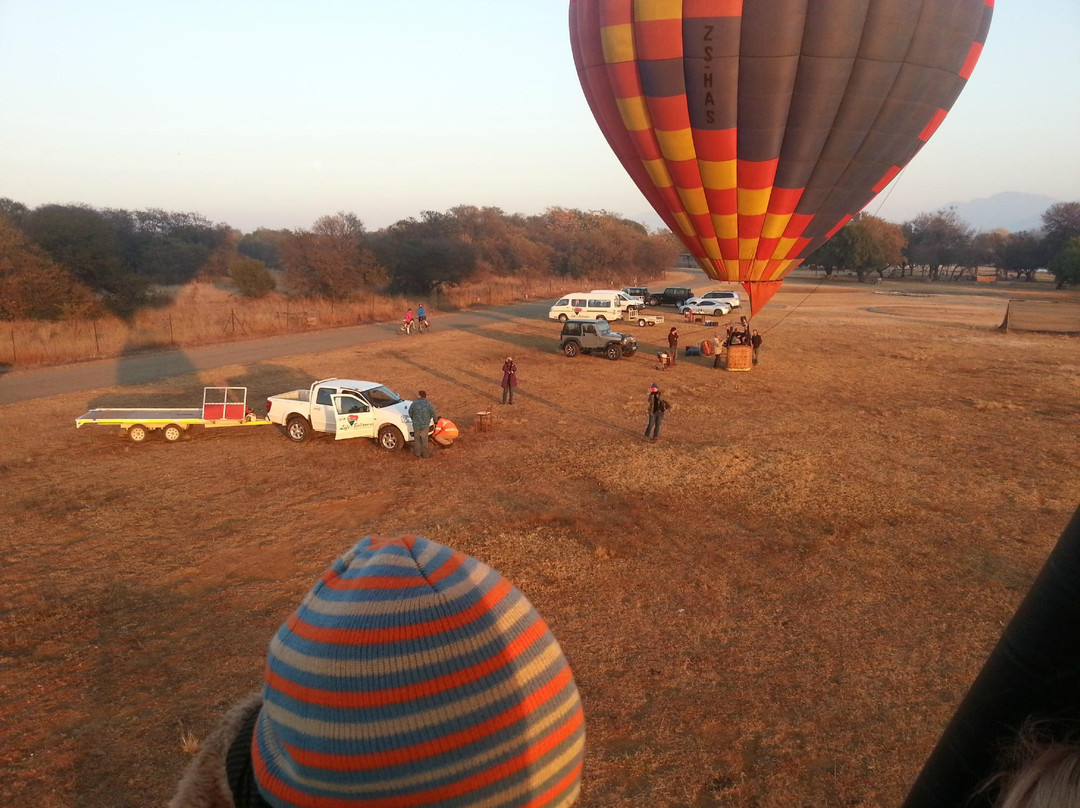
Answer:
569, 0, 993, 314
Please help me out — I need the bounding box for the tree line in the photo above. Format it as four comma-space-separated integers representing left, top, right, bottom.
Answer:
0, 201, 679, 321
806, 202, 1080, 288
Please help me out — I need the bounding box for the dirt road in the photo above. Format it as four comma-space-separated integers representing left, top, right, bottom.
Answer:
0, 302, 551, 406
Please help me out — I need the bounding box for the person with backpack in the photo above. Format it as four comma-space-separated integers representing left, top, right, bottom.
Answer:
645, 383, 667, 440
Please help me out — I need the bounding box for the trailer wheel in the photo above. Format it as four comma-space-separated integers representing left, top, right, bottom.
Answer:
128, 424, 149, 443
286, 416, 311, 443
638, 318, 647, 327
163, 424, 183, 442
377, 425, 405, 451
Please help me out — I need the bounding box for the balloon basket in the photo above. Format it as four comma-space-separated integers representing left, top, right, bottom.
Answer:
726, 345, 753, 372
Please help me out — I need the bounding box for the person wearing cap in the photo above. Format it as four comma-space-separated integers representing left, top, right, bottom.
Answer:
645, 382, 665, 440
169, 535, 585, 808
500, 357, 518, 405
408, 390, 438, 458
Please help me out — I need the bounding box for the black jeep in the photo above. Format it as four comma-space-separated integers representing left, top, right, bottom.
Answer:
647, 286, 693, 307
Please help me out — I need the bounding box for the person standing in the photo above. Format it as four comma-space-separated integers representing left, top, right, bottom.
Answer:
667, 327, 679, 365
408, 390, 438, 458
712, 331, 726, 369
645, 383, 664, 440
751, 329, 762, 365
500, 357, 518, 405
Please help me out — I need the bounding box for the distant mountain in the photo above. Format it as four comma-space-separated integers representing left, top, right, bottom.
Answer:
946, 192, 1059, 233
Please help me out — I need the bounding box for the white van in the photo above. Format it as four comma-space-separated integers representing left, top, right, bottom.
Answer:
548, 292, 625, 322
590, 289, 643, 311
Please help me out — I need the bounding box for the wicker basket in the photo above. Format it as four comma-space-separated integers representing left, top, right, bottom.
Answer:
726, 344, 753, 371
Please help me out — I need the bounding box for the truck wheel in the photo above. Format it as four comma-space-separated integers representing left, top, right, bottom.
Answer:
163, 424, 183, 442
558, 313, 568, 323
563, 342, 579, 357
649, 297, 660, 306
128, 424, 149, 443
286, 416, 311, 443
606, 344, 623, 360
378, 425, 404, 451
638, 318, 647, 327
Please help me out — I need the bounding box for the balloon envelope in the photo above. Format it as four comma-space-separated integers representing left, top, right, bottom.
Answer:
569, 0, 993, 314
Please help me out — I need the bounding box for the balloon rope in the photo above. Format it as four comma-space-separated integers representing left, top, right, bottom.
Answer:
757, 276, 826, 336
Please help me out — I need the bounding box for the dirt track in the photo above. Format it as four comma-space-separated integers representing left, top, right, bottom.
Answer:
1, 275, 1078, 808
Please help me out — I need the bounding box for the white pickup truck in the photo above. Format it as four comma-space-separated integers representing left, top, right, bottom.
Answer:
266, 378, 418, 450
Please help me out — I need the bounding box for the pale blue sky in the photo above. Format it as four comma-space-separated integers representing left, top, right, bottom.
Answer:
1, 1, 1077, 233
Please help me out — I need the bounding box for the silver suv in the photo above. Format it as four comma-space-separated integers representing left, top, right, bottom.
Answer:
702, 290, 742, 307
559, 318, 638, 360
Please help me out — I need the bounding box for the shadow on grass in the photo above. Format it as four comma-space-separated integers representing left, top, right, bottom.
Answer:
393, 355, 640, 439
89, 363, 313, 411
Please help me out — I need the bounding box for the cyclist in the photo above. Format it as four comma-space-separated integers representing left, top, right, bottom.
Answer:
417, 303, 428, 329
402, 308, 414, 334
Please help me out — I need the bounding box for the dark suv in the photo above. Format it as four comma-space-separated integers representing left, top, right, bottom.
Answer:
559, 318, 638, 360
648, 286, 693, 307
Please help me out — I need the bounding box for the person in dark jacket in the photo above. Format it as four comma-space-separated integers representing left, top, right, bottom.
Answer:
645, 382, 665, 440
407, 390, 437, 458
751, 329, 762, 364
667, 327, 679, 365
168, 536, 585, 808
501, 356, 518, 404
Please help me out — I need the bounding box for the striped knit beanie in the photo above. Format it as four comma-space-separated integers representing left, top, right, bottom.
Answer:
252, 536, 585, 808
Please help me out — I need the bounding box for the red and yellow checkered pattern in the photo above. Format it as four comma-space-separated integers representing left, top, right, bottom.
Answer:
570, 0, 993, 314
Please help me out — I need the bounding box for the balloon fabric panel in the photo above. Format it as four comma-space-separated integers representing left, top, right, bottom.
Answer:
568, 0, 993, 315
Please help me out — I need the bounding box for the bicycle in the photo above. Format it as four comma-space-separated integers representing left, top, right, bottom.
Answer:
417, 318, 430, 333
397, 319, 415, 335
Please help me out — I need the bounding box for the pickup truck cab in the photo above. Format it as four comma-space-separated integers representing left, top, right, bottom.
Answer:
266, 378, 415, 450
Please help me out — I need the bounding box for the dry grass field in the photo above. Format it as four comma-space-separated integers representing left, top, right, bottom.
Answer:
1, 277, 1078, 807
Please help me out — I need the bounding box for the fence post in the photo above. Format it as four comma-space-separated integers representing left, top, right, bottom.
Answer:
93, 320, 101, 358
8, 326, 15, 365
169, 314, 175, 346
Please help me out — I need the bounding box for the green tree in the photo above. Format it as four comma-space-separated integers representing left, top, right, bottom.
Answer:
998, 231, 1043, 281
229, 257, 276, 297
238, 228, 288, 269
1040, 201, 1080, 263
902, 208, 973, 280
1048, 237, 1080, 289
805, 214, 905, 281
0, 217, 98, 320
21, 203, 150, 315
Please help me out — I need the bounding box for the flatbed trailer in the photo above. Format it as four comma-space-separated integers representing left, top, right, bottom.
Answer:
75, 387, 271, 443
632, 312, 665, 327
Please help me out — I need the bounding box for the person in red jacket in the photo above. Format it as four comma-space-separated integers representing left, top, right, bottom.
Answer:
667, 327, 679, 365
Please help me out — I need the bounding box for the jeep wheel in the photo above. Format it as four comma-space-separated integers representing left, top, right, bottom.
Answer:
624, 347, 636, 356
563, 342, 579, 357
558, 313, 568, 323
606, 344, 623, 361
648, 296, 661, 306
